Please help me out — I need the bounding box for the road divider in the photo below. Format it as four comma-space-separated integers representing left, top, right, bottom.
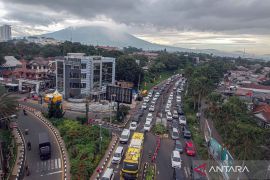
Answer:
18, 104, 69, 180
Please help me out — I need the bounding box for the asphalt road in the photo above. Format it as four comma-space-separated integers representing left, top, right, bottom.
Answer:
17, 110, 63, 180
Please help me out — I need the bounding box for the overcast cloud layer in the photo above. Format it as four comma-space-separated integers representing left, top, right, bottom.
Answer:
0, 0, 270, 54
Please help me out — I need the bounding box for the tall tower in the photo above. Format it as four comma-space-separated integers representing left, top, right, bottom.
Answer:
0, 25, 12, 42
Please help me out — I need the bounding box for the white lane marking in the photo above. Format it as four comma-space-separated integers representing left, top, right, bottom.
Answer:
40, 170, 63, 176
48, 159, 51, 170
187, 166, 191, 176
54, 158, 58, 169
51, 159, 55, 170
184, 167, 188, 178
58, 158, 61, 169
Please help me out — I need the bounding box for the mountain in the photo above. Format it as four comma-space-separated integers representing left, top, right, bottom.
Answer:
40, 26, 187, 51
39, 26, 270, 60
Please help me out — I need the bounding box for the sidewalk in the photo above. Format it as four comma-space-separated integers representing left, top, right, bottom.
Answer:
90, 134, 119, 180
9, 128, 25, 180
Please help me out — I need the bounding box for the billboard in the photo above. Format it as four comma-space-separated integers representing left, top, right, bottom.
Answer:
106, 85, 133, 104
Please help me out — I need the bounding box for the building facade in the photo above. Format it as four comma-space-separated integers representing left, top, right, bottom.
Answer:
56, 53, 115, 99
0, 25, 11, 42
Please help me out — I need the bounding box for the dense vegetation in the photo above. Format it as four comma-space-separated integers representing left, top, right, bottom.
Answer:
183, 60, 233, 159
48, 118, 110, 179
206, 96, 270, 160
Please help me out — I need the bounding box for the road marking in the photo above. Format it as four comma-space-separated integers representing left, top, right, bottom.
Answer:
187, 166, 191, 176
51, 159, 55, 170
41, 170, 63, 176
184, 167, 188, 177
48, 159, 51, 170
55, 158, 58, 169
58, 158, 61, 168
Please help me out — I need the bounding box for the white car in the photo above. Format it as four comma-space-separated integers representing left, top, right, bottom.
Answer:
165, 106, 171, 113
171, 150, 182, 168
168, 96, 173, 100
147, 113, 153, 118
144, 121, 151, 131
173, 110, 178, 119
176, 98, 181, 103
144, 97, 150, 103
179, 116, 187, 125
153, 97, 158, 101
142, 103, 147, 109
129, 122, 137, 130
149, 105, 155, 112
166, 111, 173, 121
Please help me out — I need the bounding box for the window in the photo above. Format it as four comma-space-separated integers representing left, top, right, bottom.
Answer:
81, 73, 86, 79
73, 65, 80, 69
81, 63, 86, 69
70, 72, 80, 78
70, 83, 80, 88
81, 83, 86, 88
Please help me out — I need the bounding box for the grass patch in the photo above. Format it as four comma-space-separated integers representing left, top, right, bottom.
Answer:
152, 123, 167, 135
47, 117, 111, 179
145, 164, 155, 180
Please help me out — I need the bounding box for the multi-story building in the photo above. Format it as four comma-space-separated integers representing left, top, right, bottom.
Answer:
0, 25, 11, 42
56, 53, 115, 99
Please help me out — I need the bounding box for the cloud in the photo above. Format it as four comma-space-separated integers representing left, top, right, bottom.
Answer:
2, 0, 270, 34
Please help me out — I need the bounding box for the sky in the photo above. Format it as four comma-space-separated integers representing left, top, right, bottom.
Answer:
0, 0, 269, 55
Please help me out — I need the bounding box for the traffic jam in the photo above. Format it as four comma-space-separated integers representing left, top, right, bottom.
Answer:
100, 74, 203, 180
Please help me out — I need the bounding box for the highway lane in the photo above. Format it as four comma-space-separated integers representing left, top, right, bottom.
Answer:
17, 110, 63, 180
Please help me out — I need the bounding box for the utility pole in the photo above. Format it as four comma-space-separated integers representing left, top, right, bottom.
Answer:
99, 124, 102, 153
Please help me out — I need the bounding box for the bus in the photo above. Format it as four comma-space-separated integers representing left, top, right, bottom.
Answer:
121, 132, 144, 179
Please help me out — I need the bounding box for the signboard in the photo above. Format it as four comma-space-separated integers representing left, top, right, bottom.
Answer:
106, 85, 132, 104
209, 138, 222, 161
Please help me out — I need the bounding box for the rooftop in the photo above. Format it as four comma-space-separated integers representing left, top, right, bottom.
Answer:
241, 83, 270, 91
253, 104, 270, 124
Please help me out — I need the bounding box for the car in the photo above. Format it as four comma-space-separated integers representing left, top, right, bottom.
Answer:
101, 168, 115, 180
172, 120, 178, 129
112, 146, 124, 164
177, 108, 184, 115
120, 129, 131, 143
144, 97, 150, 103
153, 97, 158, 101
131, 114, 140, 123
129, 122, 137, 130
173, 87, 177, 91
156, 92, 160, 96
176, 98, 181, 103
179, 116, 186, 126
142, 103, 147, 109
175, 140, 183, 153
151, 100, 156, 105
146, 116, 153, 123
183, 128, 191, 139
185, 141, 196, 156
149, 105, 155, 112
171, 150, 182, 168
165, 106, 171, 113
173, 110, 179, 119
171, 128, 179, 140
166, 111, 173, 121
147, 113, 153, 118
144, 121, 151, 131
138, 109, 144, 117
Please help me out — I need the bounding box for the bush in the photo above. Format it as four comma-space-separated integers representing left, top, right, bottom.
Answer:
152, 123, 167, 135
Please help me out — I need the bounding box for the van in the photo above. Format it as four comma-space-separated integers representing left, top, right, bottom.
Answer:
112, 146, 124, 164
119, 129, 130, 144
101, 168, 114, 180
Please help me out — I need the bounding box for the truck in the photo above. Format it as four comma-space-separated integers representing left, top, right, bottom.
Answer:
121, 132, 144, 179
38, 133, 51, 160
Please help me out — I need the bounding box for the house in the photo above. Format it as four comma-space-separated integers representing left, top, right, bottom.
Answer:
0, 56, 22, 83
253, 104, 270, 128
241, 83, 270, 94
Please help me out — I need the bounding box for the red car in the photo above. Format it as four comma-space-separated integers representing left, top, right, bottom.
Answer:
185, 141, 196, 156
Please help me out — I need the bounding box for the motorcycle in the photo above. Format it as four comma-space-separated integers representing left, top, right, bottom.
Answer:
23, 109, 27, 115
27, 142, 31, 151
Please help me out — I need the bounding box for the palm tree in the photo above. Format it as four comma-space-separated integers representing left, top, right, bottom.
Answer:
0, 85, 18, 122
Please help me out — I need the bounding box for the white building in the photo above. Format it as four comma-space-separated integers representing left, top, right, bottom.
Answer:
0, 25, 11, 42
56, 53, 115, 99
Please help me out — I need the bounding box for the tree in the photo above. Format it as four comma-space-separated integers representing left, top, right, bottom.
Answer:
0, 85, 18, 118
48, 101, 64, 119
115, 55, 144, 87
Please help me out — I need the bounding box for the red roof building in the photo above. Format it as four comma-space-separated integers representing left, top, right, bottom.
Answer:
253, 104, 270, 128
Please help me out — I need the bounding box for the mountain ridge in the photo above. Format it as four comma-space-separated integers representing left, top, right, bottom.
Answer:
39, 26, 270, 60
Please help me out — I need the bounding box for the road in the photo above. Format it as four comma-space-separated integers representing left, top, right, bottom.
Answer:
104, 75, 198, 180
17, 110, 63, 180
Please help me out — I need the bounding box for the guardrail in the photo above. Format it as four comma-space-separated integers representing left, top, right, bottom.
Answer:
14, 127, 26, 180
18, 104, 69, 180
